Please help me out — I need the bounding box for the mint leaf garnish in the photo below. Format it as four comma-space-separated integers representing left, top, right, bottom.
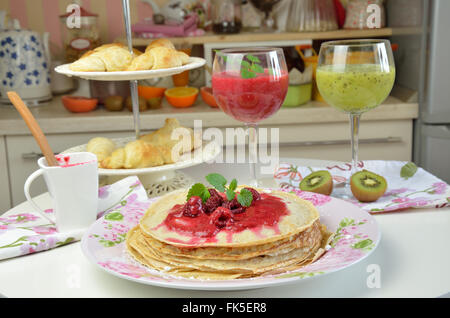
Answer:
237, 189, 253, 207
240, 60, 251, 68
187, 183, 210, 203
229, 179, 237, 191
188, 173, 254, 208
246, 54, 261, 63
240, 53, 265, 79
205, 173, 227, 192
250, 63, 264, 73
400, 162, 418, 180
241, 68, 257, 79
226, 188, 236, 201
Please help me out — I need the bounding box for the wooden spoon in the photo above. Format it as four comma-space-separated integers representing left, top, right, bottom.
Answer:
7, 91, 59, 167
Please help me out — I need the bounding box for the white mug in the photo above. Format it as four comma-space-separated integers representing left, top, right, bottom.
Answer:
24, 152, 98, 232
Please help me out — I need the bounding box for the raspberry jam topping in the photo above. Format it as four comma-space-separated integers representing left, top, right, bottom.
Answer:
161, 190, 289, 240
182, 196, 204, 217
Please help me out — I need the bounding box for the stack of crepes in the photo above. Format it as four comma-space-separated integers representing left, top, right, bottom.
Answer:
126, 187, 334, 280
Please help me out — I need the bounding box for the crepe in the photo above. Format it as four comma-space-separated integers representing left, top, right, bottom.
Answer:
139, 188, 320, 247
125, 187, 333, 280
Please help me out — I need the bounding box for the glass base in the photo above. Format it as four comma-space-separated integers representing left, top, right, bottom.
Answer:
331, 183, 354, 200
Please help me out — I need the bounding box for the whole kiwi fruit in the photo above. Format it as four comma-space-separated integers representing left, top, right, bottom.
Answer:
103, 95, 124, 111
350, 170, 387, 202
299, 170, 333, 195
125, 96, 148, 112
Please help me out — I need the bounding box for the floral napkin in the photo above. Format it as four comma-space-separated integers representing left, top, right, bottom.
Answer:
274, 160, 450, 213
0, 176, 150, 261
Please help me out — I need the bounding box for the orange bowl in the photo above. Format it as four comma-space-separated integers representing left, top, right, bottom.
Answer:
200, 86, 218, 108
62, 95, 98, 113
164, 87, 199, 108
137, 86, 166, 99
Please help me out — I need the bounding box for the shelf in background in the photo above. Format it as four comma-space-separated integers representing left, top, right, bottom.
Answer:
0, 86, 418, 135
116, 27, 422, 47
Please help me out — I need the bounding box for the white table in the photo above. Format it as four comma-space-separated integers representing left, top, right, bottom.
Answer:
1, 158, 449, 298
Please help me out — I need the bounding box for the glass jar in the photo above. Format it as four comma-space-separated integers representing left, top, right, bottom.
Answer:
60, 6, 100, 63
344, 0, 386, 29
211, 0, 242, 34
286, 0, 338, 32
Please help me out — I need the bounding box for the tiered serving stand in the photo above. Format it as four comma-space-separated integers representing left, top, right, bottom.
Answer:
55, 0, 213, 197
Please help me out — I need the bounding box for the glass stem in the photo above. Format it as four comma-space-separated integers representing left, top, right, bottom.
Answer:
247, 123, 258, 187
349, 113, 361, 178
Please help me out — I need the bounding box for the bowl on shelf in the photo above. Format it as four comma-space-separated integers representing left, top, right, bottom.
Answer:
200, 87, 218, 108
165, 87, 199, 108
282, 83, 312, 107
137, 86, 166, 99
62, 95, 98, 113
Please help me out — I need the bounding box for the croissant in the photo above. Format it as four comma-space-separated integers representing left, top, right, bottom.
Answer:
69, 50, 105, 72
145, 38, 175, 52
100, 148, 125, 169
140, 118, 201, 163
100, 140, 165, 169
126, 52, 154, 71
71, 38, 189, 72
70, 44, 133, 72
123, 140, 165, 168
86, 137, 116, 165
89, 117, 202, 169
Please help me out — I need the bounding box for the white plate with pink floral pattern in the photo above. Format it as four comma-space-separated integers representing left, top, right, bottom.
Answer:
81, 189, 380, 291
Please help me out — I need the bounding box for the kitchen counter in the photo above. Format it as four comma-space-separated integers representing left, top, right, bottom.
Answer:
0, 87, 418, 136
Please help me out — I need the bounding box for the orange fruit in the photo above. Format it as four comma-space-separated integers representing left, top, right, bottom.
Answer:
62, 95, 98, 113
165, 87, 199, 108
200, 86, 218, 108
137, 86, 166, 99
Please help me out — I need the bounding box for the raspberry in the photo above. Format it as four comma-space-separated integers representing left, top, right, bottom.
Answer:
204, 189, 224, 214
244, 187, 261, 201
210, 207, 233, 229
223, 198, 242, 210
231, 207, 245, 214
183, 196, 203, 217
208, 188, 222, 199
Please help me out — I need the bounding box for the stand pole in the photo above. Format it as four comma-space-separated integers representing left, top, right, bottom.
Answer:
122, 0, 140, 140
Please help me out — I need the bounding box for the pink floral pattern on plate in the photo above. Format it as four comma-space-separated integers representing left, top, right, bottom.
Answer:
81, 188, 380, 290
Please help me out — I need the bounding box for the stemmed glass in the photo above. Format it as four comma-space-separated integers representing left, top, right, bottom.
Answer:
316, 39, 395, 198
212, 48, 288, 186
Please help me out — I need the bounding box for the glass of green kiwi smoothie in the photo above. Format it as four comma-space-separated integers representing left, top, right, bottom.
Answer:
316, 39, 395, 199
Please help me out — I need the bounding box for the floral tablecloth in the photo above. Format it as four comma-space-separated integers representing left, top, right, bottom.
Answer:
0, 176, 150, 261
274, 160, 450, 213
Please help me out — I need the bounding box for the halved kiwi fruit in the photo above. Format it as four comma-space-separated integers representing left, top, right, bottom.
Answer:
299, 170, 333, 195
350, 170, 387, 202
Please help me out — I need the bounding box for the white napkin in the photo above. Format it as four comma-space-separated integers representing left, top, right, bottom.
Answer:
0, 176, 148, 261
274, 160, 450, 213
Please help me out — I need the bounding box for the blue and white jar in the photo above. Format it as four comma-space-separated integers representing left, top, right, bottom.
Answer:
0, 29, 52, 104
